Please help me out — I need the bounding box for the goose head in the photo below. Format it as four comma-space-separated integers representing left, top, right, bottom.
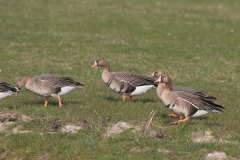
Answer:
149, 70, 164, 78
92, 58, 109, 68
15, 76, 30, 93
92, 58, 110, 72
154, 75, 171, 85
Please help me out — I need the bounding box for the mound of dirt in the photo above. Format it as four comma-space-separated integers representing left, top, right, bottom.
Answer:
103, 121, 134, 138
192, 131, 238, 144
205, 151, 227, 160
61, 119, 91, 133
0, 111, 32, 133
0, 111, 32, 123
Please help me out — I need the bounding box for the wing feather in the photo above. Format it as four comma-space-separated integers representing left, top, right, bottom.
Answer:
112, 72, 157, 87
33, 73, 83, 88
173, 91, 223, 111
172, 86, 217, 100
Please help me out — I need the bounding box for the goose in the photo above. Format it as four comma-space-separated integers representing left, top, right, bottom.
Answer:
92, 58, 157, 102
149, 70, 217, 118
0, 82, 17, 101
15, 73, 84, 108
154, 74, 223, 125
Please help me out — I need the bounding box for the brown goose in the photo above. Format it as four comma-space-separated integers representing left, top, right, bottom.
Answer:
154, 74, 223, 125
92, 58, 157, 102
0, 82, 17, 101
15, 73, 84, 108
149, 70, 217, 118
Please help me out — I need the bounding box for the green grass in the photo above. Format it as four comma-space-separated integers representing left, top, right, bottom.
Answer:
0, 0, 240, 159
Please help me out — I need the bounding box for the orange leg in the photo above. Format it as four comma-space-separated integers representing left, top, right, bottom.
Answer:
58, 96, 63, 108
168, 117, 189, 125
44, 98, 49, 107
180, 115, 183, 120
130, 96, 133, 102
123, 96, 126, 102
169, 113, 177, 117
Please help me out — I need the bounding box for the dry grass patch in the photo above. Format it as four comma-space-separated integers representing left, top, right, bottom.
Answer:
192, 130, 238, 145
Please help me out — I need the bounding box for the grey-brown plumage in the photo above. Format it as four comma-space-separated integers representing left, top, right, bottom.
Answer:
15, 73, 84, 108
32, 73, 83, 94
108, 72, 158, 94
154, 74, 223, 125
92, 58, 157, 102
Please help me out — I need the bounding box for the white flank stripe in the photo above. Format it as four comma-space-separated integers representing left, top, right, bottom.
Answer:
121, 80, 134, 86
177, 97, 199, 109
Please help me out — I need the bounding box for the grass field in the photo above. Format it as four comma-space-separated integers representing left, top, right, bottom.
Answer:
1, 0, 240, 159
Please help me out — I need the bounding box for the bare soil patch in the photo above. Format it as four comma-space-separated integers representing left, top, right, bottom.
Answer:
192, 130, 238, 144
0, 111, 32, 133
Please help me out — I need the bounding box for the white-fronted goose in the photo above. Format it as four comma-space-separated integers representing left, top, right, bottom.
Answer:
154, 74, 223, 125
15, 73, 84, 108
0, 82, 17, 100
92, 58, 157, 102
149, 70, 217, 118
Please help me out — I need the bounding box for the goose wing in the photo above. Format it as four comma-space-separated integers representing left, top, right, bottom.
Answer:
173, 91, 223, 111
112, 72, 157, 87
173, 86, 217, 100
173, 86, 203, 93
33, 73, 82, 88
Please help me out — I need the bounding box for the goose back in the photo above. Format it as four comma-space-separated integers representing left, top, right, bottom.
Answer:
104, 71, 157, 95
33, 73, 82, 88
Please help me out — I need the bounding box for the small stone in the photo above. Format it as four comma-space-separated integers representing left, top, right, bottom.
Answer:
205, 151, 227, 160
103, 122, 133, 138
61, 125, 83, 133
